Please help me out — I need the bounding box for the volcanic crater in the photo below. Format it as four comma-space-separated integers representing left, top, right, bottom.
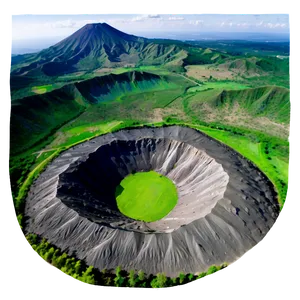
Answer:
25, 126, 280, 276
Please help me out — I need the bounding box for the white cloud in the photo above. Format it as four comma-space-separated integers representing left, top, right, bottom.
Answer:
44, 19, 104, 29
256, 21, 287, 29
168, 16, 185, 21
148, 14, 161, 19
52, 20, 76, 28
131, 14, 161, 22
189, 20, 204, 26
131, 16, 144, 22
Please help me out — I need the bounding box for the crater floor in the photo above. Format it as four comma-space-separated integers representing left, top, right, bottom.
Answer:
115, 171, 178, 222
24, 126, 279, 277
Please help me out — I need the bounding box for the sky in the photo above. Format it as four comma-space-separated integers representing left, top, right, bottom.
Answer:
12, 14, 289, 41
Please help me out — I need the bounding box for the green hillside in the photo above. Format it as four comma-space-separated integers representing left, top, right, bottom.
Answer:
75, 71, 178, 103
183, 86, 290, 138
212, 86, 290, 123
10, 71, 190, 153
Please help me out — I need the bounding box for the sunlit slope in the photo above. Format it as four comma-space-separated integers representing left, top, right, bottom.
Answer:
184, 86, 290, 137
217, 56, 289, 77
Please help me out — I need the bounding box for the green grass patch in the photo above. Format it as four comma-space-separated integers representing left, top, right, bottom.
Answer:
32, 84, 54, 94
115, 171, 178, 222
187, 81, 249, 93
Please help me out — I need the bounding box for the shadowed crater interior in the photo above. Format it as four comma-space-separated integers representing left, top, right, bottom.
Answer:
57, 138, 229, 233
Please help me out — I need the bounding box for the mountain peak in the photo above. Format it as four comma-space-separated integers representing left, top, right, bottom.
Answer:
11, 23, 182, 77
83, 22, 109, 29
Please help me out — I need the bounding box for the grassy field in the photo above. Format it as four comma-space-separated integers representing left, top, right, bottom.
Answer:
115, 171, 178, 222
31, 83, 74, 95
187, 81, 250, 93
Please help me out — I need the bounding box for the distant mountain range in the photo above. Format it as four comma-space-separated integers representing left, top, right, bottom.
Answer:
11, 23, 189, 76
10, 23, 289, 92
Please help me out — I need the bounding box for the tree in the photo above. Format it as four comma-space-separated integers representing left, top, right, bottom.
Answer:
207, 265, 218, 275
114, 266, 125, 287
105, 277, 113, 286
156, 273, 168, 290
150, 273, 167, 288
137, 270, 145, 281
55, 253, 68, 269
188, 273, 196, 282
170, 277, 178, 286
51, 249, 61, 267
128, 270, 137, 287
74, 260, 82, 275
79, 266, 96, 284
44, 247, 55, 263
179, 272, 186, 284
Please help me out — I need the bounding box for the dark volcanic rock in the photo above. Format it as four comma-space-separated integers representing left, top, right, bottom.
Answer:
24, 126, 279, 277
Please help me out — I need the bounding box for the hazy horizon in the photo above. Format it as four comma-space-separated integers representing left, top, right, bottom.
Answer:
12, 14, 290, 55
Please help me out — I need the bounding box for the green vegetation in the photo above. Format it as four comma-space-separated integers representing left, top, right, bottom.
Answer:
27, 233, 227, 287
187, 81, 250, 93
182, 85, 290, 139
10, 71, 192, 155
10, 28, 289, 286
116, 171, 178, 222
32, 84, 54, 94
185, 84, 290, 124
187, 40, 289, 57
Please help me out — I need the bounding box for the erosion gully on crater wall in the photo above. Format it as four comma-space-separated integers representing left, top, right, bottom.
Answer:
24, 126, 279, 277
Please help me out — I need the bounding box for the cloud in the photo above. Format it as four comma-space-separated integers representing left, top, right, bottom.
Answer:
189, 20, 204, 26
256, 21, 288, 29
45, 19, 103, 29
49, 20, 77, 29
148, 14, 161, 19
168, 16, 185, 21
131, 16, 144, 22
131, 14, 161, 22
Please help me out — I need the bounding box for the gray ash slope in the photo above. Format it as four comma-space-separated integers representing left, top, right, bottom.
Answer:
25, 126, 279, 276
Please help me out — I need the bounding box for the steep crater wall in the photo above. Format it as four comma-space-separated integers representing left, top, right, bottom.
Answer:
57, 138, 228, 233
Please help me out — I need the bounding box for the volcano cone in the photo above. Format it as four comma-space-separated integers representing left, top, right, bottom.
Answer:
25, 126, 279, 276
